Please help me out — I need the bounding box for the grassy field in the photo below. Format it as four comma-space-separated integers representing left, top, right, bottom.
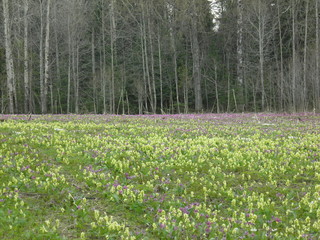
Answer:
0, 113, 320, 239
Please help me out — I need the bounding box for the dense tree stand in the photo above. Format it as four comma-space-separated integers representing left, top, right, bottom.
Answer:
0, 0, 319, 114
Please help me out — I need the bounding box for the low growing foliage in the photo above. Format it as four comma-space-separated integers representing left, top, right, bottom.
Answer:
0, 113, 320, 239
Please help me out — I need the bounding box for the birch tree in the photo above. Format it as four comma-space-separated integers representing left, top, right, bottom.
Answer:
191, 0, 202, 112
23, 0, 30, 113
302, 0, 309, 111
316, 0, 320, 110
258, 0, 266, 110
2, 0, 15, 113
39, 0, 51, 114
291, 0, 297, 111
276, 0, 284, 110
237, 0, 244, 88
109, 0, 116, 114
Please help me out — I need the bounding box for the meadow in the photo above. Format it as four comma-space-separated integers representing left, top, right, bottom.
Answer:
0, 113, 319, 239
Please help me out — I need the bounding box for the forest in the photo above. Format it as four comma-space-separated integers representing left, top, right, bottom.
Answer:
1, 0, 319, 114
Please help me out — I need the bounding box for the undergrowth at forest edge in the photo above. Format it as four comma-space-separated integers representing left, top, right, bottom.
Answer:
0, 113, 320, 239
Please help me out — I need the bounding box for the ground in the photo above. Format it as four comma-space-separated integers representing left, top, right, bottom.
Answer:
0, 113, 319, 239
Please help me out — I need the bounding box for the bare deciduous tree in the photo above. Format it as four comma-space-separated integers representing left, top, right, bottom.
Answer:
3, 0, 15, 113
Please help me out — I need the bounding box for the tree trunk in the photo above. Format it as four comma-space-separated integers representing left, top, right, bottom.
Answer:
110, 0, 116, 114
258, 0, 265, 111
316, 0, 320, 110
42, 0, 51, 114
166, 3, 180, 113
74, 45, 79, 114
92, 28, 97, 114
101, 0, 107, 113
168, 15, 180, 113
67, 16, 71, 113
184, 56, 189, 114
292, 0, 296, 112
39, 0, 44, 113
54, 2, 60, 113
99, 41, 104, 113
3, 0, 15, 114
227, 54, 231, 112
1, 80, 3, 113
173, 42, 180, 113
237, 0, 244, 86
157, 27, 163, 112
72, 45, 76, 113
191, 0, 202, 112
277, 0, 284, 111
50, 81, 54, 113
23, 0, 29, 113
214, 63, 220, 113
121, 67, 126, 114
147, 7, 157, 113
140, 23, 148, 112
13, 3, 19, 114
126, 91, 129, 114
30, 45, 34, 113
142, 5, 153, 113
303, 0, 309, 111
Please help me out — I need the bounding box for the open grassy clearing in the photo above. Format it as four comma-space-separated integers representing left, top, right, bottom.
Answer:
0, 113, 320, 239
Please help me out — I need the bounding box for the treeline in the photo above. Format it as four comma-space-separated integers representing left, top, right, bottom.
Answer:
0, 0, 319, 114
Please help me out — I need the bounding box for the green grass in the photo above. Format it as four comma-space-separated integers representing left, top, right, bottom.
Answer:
0, 114, 320, 239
